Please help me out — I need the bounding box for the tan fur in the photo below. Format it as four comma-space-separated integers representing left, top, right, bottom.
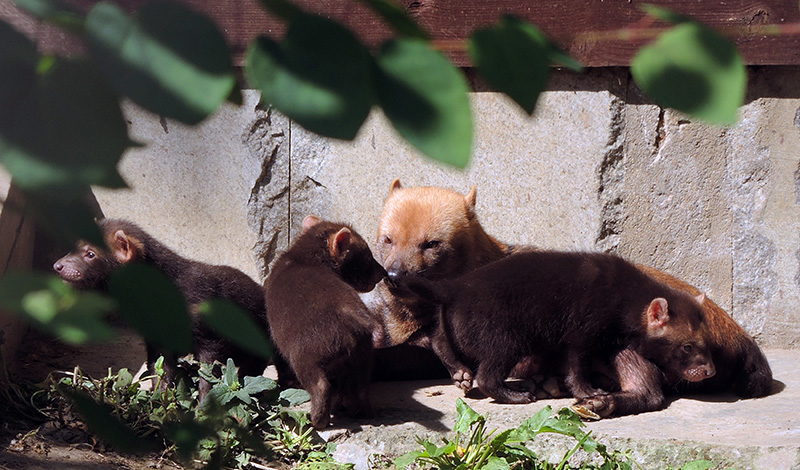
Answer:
375, 179, 507, 344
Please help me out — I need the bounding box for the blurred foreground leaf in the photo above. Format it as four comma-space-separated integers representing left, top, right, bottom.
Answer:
470, 16, 583, 115
109, 263, 192, 355
469, 16, 550, 114
0, 57, 129, 190
86, 1, 236, 124
631, 10, 745, 125
197, 299, 273, 360
374, 38, 472, 168
358, 0, 429, 40
60, 386, 153, 453
14, 0, 84, 33
246, 13, 373, 140
0, 272, 116, 344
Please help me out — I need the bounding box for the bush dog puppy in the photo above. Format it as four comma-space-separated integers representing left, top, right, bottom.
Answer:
265, 216, 386, 429
53, 218, 280, 397
372, 180, 771, 399
404, 250, 716, 416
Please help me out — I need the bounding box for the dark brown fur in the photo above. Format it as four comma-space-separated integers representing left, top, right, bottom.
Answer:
265, 216, 386, 429
374, 180, 773, 399
406, 251, 716, 417
53, 218, 281, 397
637, 265, 773, 397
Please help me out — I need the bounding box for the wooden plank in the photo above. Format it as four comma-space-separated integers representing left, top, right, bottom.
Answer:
0, 182, 35, 375
2, 0, 800, 66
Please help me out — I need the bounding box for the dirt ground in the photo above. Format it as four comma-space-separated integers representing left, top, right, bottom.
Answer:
0, 327, 176, 470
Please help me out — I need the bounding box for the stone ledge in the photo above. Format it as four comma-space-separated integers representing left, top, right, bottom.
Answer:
326, 349, 800, 470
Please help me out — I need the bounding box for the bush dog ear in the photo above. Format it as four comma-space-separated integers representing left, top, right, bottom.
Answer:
302, 215, 322, 233
389, 178, 402, 193
646, 297, 670, 333
328, 227, 352, 259
464, 185, 478, 220
112, 230, 140, 263
695, 293, 706, 305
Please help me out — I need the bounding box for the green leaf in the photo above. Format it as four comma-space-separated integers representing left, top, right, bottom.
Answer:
502, 443, 538, 461
223, 357, 239, 387
108, 263, 192, 355
113, 368, 134, 391
196, 299, 273, 360
489, 429, 514, 449
242, 375, 278, 395
484, 456, 511, 470
394, 450, 425, 469
245, 13, 373, 140
235, 388, 253, 405
454, 397, 483, 433
421, 439, 439, 456
469, 16, 551, 114
279, 388, 311, 406
374, 38, 472, 168
0, 272, 117, 344
85, 1, 236, 124
515, 405, 553, 439
357, 0, 429, 40
679, 460, 714, 470
60, 387, 152, 453
0, 58, 130, 191
14, 0, 84, 33
213, 388, 239, 406
631, 20, 745, 125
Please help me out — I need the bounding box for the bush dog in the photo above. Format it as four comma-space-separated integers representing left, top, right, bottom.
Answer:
404, 250, 716, 416
265, 216, 386, 429
372, 179, 772, 399
366, 179, 508, 380
53, 218, 281, 397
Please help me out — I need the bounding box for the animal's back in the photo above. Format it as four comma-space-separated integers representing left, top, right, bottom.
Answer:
266, 259, 375, 367
438, 251, 649, 359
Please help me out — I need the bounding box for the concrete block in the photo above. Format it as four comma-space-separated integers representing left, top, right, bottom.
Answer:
726, 67, 800, 348
619, 67, 800, 348
289, 69, 625, 253
94, 93, 278, 282
618, 95, 733, 312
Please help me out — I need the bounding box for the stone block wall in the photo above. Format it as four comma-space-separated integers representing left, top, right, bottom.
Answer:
3, 67, 799, 349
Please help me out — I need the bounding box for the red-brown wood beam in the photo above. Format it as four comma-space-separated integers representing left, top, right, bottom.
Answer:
2, 0, 800, 67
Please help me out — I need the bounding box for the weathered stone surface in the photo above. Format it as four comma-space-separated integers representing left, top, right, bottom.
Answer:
243, 104, 292, 281
619, 94, 734, 311
619, 67, 800, 348
94, 95, 271, 282
291, 69, 625, 253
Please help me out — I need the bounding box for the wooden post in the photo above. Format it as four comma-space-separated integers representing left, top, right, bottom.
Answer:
0, 182, 36, 378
